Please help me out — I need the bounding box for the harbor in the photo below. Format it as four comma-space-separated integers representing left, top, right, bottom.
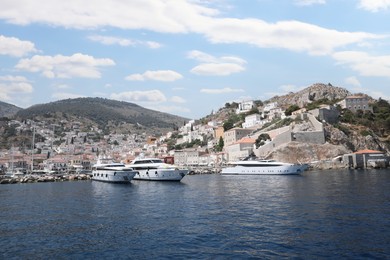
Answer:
1, 170, 389, 259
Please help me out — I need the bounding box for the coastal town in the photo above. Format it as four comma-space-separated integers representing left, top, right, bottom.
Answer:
1, 87, 390, 184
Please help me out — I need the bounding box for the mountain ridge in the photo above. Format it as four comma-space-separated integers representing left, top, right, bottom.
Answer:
9, 97, 189, 135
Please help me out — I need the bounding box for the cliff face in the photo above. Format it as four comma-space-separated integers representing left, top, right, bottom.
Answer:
268, 83, 352, 108
267, 142, 350, 164
324, 124, 389, 154
266, 123, 389, 165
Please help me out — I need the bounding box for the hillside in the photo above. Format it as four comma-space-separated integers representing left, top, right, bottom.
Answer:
15, 98, 188, 135
267, 83, 352, 108
0, 101, 21, 118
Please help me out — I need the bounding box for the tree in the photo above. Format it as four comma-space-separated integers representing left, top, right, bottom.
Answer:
223, 121, 234, 131
285, 104, 300, 116
215, 136, 224, 152
255, 133, 271, 149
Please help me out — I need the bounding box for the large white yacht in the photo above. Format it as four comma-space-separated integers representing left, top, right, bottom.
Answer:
127, 158, 188, 181
221, 155, 308, 175
91, 162, 137, 183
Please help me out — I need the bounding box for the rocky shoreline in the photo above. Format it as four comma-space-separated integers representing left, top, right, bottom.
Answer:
0, 174, 91, 184
1, 161, 386, 185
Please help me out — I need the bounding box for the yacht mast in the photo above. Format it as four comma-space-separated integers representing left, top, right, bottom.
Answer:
31, 125, 35, 173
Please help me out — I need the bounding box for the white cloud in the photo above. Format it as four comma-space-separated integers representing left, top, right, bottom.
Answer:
332, 51, 390, 77
344, 76, 362, 88
88, 35, 135, 46
188, 50, 218, 63
0, 35, 37, 57
0, 75, 33, 100
125, 70, 183, 82
110, 90, 167, 102
191, 63, 245, 76
202, 19, 381, 56
170, 96, 186, 103
200, 87, 244, 94
368, 90, 390, 100
145, 41, 162, 49
88, 35, 161, 49
0, 1, 379, 56
358, 0, 390, 12
189, 50, 246, 76
0, 0, 217, 32
52, 92, 85, 100
15, 53, 115, 78
294, 0, 326, 6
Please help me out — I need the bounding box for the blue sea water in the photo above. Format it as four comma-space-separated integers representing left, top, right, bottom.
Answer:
1, 169, 389, 259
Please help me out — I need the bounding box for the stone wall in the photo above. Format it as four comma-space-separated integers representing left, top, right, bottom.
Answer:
292, 131, 325, 144
255, 128, 292, 157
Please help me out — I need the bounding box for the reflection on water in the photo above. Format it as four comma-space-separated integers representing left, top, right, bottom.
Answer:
1, 170, 389, 259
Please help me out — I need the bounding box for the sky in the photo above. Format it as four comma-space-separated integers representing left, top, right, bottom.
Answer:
0, 0, 390, 120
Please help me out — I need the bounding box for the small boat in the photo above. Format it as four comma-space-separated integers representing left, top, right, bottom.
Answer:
127, 157, 188, 181
91, 162, 137, 183
4, 168, 25, 178
221, 155, 307, 175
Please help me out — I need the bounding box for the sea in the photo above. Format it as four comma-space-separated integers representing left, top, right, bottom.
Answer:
1, 169, 389, 259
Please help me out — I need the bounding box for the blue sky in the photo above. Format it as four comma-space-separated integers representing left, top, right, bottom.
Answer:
1, 0, 390, 119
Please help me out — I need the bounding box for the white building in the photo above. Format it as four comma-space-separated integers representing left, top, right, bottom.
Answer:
224, 137, 256, 162
174, 149, 200, 166
263, 102, 278, 112
236, 100, 254, 114
242, 113, 265, 129
338, 95, 372, 112
224, 127, 253, 147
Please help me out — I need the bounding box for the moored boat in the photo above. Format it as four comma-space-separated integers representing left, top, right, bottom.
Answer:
91, 162, 137, 183
221, 155, 307, 175
127, 157, 188, 181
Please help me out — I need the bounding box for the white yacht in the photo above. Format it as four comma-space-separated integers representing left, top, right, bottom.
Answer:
127, 158, 188, 181
91, 162, 137, 183
221, 155, 308, 175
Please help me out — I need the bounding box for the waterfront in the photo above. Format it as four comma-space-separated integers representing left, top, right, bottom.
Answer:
1, 169, 389, 259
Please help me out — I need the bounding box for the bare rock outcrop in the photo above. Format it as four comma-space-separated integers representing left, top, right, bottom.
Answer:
268, 83, 352, 109
266, 141, 350, 164
324, 123, 389, 153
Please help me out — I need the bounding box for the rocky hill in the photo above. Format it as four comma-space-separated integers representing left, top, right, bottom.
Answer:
267, 83, 352, 108
0, 101, 21, 118
14, 98, 188, 135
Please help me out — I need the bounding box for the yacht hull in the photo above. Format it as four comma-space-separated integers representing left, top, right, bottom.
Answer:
221, 164, 307, 175
133, 169, 188, 181
92, 170, 136, 183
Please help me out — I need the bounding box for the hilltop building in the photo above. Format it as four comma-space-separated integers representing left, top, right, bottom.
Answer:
236, 100, 254, 114
242, 113, 266, 129
338, 95, 372, 112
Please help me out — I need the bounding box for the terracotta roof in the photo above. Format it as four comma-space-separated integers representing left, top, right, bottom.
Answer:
354, 149, 383, 154
346, 95, 366, 99
236, 137, 256, 144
